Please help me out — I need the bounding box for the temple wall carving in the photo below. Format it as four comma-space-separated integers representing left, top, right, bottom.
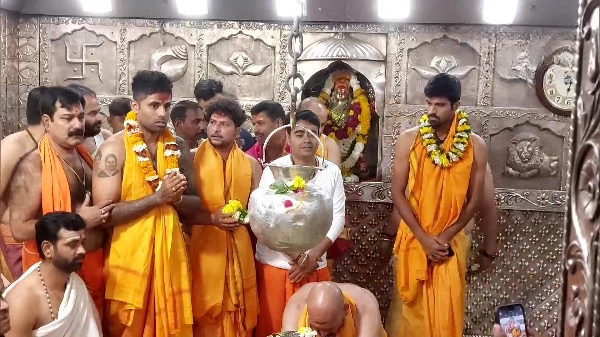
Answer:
0, 12, 577, 336
0, 10, 19, 138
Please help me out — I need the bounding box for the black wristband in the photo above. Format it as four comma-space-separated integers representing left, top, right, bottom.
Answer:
479, 249, 497, 261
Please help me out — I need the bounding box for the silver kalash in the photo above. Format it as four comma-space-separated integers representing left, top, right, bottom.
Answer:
248, 124, 333, 261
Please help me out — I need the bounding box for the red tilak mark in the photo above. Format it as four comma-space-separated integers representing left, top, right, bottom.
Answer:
156, 93, 171, 102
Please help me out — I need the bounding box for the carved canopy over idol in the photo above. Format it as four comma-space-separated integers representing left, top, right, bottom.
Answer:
302, 61, 378, 182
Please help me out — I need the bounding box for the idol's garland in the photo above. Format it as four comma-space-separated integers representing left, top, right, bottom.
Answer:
419, 109, 471, 168
318, 73, 371, 179
124, 111, 181, 191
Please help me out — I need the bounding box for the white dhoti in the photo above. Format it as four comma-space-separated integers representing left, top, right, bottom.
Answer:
4, 262, 102, 337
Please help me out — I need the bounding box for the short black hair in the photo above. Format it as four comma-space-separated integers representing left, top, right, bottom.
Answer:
205, 98, 247, 128
40, 86, 86, 120
194, 79, 223, 101
288, 110, 320, 134
424, 73, 461, 104
131, 70, 173, 102
26, 86, 48, 125
67, 83, 97, 98
171, 100, 200, 124
250, 100, 286, 122
35, 211, 86, 258
108, 97, 131, 117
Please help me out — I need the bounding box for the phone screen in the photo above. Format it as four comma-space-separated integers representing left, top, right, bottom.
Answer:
497, 305, 527, 337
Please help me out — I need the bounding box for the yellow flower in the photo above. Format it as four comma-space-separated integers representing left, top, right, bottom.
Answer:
290, 176, 306, 191
222, 199, 243, 214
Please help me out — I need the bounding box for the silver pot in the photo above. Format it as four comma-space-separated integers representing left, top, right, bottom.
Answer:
248, 180, 333, 259
249, 123, 332, 258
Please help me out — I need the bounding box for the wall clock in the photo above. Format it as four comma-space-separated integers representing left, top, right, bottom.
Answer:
534, 47, 577, 117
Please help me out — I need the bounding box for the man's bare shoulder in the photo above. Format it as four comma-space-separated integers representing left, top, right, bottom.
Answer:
246, 155, 262, 174
393, 127, 419, 151
470, 132, 486, 149
324, 136, 338, 148
16, 149, 42, 173
97, 131, 125, 155
5, 273, 39, 303
1, 131, 36, 155
101, 128, 113, 139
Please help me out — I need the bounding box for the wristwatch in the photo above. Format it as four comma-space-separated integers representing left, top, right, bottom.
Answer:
478, 249, 497, 261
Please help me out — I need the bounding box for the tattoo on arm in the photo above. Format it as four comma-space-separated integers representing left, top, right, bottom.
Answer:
95, 151, 120, 178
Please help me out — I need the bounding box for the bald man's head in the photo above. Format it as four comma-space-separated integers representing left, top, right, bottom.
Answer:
306, 282, 346, 336
299, 97, 328, 132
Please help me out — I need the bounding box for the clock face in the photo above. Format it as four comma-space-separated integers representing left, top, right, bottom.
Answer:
542, 64, 576, 111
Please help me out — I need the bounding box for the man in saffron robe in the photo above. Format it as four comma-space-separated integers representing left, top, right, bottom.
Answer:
187, 97, 262, 337
8, 86, 114, 316
93, 70, 196, 337
0, 86, 48, 280
282, 282, 386, 337
255, 110, 346, 337
390, 73, 488, 337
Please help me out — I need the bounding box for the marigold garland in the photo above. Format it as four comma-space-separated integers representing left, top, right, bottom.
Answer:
124, 111, 180, 191
318, 75, 371, 177
419, 109, 471, 168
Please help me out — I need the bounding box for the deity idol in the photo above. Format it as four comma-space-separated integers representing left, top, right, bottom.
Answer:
318, 69, 373, 182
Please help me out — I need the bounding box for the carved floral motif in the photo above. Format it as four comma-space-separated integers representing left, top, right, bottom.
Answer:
210, 50, 271, 77
411, 55, 477, 80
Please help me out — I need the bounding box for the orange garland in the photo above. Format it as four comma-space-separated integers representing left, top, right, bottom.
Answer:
124, 111, 180, 191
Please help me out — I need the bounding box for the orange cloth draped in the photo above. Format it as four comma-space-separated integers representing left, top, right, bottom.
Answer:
190, 140, 258, 337
297, 291, 387, 337
1, 223, 22, 279
20, 135, 105, 315
104, 134, 193, 337
315, 135, 328, 159
392, 113, 473, 337
256, 261, 331, 337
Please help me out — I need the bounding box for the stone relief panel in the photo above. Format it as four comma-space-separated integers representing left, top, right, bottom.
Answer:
46, 27, 118, 96
129, 32, 194, 97
207, 32, 276, 101
15, 17, 36, 132
0, 11, 20, 137
405, 35, 480, 106
493, 34, 576, 108
487, 118, 568, 191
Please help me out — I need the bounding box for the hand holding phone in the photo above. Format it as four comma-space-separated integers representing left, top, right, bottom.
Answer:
495, 303, 528, 337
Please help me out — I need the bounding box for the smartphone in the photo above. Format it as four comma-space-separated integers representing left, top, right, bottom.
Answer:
496, 303, 528, 337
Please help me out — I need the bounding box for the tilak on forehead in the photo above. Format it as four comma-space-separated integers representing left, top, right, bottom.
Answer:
155, 92, 171, 102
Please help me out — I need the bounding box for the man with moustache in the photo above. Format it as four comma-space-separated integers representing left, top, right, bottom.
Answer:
187, 98, 262, 337
246, 100, 288, 167
390, 73, 487, 337
255, 110, 346, 336
7, 86, 113, 316
4, 212, 102, 337
298, 97, 342, 168
107, 97, 131, 133
93, 70, 196, 337
171, 100, 206, 150
0, 86, 48, 280
67, 84, 112, 156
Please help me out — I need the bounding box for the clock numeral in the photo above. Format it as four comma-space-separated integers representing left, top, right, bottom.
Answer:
555, 96, 563, 104
548, 88, 556, 96
566, 99, 573, 106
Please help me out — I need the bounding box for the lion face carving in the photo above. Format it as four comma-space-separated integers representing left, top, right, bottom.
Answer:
504, 132, 559, 179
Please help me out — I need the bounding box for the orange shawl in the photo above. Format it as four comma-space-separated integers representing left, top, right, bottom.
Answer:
104, 133, 193, 337
21, 135, 105, 314
190, 140, 258, 333
297, 291, 387, 337
392, 112, 473, 337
